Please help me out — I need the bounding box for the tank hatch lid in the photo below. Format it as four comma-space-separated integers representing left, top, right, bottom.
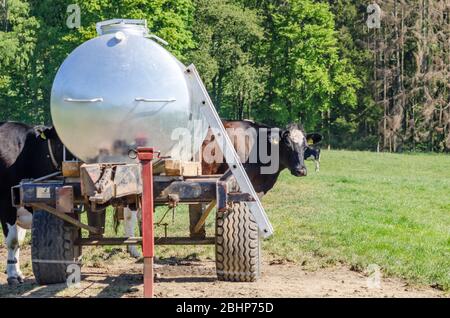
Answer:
96, 19, 149, 36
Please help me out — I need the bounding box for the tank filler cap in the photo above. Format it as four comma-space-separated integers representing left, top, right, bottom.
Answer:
114, 31, 126, 42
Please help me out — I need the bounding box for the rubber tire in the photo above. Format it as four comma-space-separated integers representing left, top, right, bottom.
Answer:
31, 210, 81, 285
215, 202, 261, 282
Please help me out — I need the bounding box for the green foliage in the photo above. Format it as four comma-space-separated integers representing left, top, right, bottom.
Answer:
188, 0, 266, 119
71, 0, 195, 60
187, 0, 361, 129
1, 0, 360, 133
0, 0, 195, 124
0, 0, 40, 121
253, 0, 360, 130
8, 1, 449, 152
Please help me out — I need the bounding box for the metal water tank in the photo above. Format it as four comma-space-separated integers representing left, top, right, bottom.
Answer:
51, 19, 208, 163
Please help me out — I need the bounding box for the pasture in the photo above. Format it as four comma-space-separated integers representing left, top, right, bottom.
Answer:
153, 150, 450, 292
1, 150, 449, 295
265, 150, 450, 291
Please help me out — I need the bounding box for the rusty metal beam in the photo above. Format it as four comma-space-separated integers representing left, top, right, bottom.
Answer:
78, 237, 142, 245
31, 203, 102, 235
193, 200, 216, 234
138, 147, 155, 298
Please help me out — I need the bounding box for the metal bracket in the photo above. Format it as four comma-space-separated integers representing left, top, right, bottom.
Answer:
185, 64, 274, 238
64, 97, 103, 103
135, 97, 176, 103
147, 34, 169, 46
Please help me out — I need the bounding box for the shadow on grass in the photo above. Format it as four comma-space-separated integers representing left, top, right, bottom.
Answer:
89, 273, 142, 298
156, 276, 216, 283
0, 278, 67, 298
1, 256, 217, 298
0, 273, 143, 298
156, 253, 203, 266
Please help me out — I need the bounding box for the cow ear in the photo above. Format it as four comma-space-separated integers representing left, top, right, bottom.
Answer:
37, 126, 58, 140
34, 125, 48, 139
306, 133, 322, 145
44, 127, 58, 139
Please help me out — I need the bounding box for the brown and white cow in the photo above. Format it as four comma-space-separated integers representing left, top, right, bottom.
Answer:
201, 120, 322, 195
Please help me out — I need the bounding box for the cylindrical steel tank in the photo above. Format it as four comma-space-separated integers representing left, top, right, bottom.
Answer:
51, 19, 208, 163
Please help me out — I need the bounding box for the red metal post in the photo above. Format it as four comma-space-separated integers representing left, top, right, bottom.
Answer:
137, 147, 155, 298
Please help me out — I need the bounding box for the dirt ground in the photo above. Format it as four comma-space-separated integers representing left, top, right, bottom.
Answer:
0, 246, 446, 298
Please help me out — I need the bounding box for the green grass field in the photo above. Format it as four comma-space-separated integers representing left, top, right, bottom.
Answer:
2, 150, 449, 291
263, 150, 450, 291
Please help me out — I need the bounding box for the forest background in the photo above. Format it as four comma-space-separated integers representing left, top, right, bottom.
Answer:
1, 0, 449, 152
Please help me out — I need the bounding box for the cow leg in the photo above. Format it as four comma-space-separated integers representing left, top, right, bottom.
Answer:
0, 198, 16, 238
137, 208, 142, 237
17, 225, 27, 245
12, 208, 31, 281
1, 200, 23, 285
6, 223, 25, 285
124, 208, 141, 258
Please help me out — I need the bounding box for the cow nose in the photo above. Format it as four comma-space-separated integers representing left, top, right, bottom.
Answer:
293, 167, 307, 177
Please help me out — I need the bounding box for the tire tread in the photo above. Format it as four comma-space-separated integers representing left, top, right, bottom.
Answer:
31, 211, 80, 285
215, 203, 260, 282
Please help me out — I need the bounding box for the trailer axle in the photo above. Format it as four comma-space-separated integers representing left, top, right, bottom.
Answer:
77, 237, 215, 246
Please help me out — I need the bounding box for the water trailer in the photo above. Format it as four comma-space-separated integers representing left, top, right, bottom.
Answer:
11, 19, 273, 297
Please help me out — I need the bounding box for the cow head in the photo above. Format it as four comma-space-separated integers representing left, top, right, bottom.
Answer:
271, 124, 323, 177
33, 126, 73, 171
272, 123, 308, 177
305, 133, 323, 147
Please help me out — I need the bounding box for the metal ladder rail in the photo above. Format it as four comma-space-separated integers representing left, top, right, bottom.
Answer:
185, 64, 274, 238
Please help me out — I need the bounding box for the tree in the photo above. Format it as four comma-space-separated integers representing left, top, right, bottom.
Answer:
189, 0, 266, 119
0, 0, 39, 122
330, 0, 450, 152
254, 0, 360, 134
1, 0, 448, 152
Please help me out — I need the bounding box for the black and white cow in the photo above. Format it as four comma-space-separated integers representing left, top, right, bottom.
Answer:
304, 147, 321, 171
304, 133, 322, 172
0, 122, 65, 285
0, 122, 142, 282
